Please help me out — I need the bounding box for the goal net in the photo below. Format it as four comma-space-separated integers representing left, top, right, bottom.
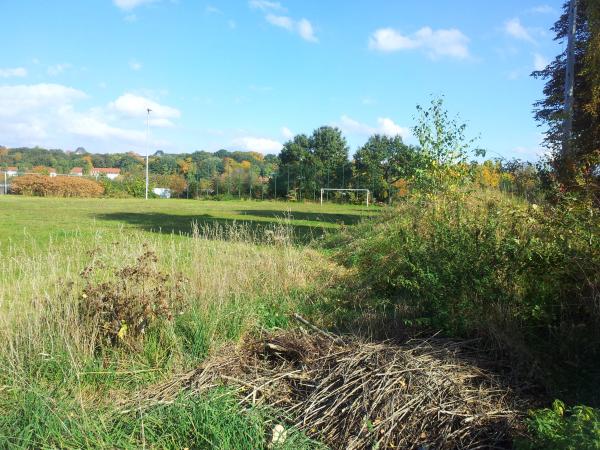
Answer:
320, 188, 370, 207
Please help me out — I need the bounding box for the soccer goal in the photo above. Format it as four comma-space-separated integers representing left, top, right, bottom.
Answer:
320, 188, 370, 207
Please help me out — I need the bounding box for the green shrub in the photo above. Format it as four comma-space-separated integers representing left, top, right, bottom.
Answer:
101, 177, 131, 197
517, 400, 600, 450
332, 188, 600, 397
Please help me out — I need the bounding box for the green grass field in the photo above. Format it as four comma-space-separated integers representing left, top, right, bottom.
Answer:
0, 196, 374, 248
0, 196, 368, 448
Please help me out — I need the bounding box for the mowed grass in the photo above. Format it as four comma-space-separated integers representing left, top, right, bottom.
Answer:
0, 196, 374, 249
0, 196, 361, 448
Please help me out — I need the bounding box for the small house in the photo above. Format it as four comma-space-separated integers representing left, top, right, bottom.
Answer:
90, 168, 121, 180
4, 166, 18, 177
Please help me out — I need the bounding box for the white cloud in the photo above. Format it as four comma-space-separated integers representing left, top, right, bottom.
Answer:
249, 0, 285, 12
513, 145, 547, 159
47, 63, 71, 76
0, 84, 86, 117
281, 126, 294, 139
369, 26, 470, 59
113, 0, 157, 11
231, 136, 282, 153
0, 67, 27, 78
297, 18, 318, 42
249, 84, 272, 92
339, 115, 409, 139
529, 5, 555, 14
533, 53, 548, 71
265, 14, 317, 42
65, 112, 146, 142
507, 69, 521, 80
504, 18, 535, 43
266, 14, 294, 30
377, 118, 408, 137
340, 115, 375, 136
205, 5, 221, 14
361, 96, 376, 105
109, 93, 180, 127
0, 83, 176, 150
129, 59, 142, 71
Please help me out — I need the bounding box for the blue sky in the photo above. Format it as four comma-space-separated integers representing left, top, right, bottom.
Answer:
1, 0, 564, 160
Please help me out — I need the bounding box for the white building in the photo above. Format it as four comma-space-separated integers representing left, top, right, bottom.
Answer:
152, 187, 172, 198
90, 168, 121, 180
3, 166, 18, 176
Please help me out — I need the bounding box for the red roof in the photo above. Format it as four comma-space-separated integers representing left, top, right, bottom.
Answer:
7, 166, 17, 171
91, 168, 120, 174
70, 167, 83, 174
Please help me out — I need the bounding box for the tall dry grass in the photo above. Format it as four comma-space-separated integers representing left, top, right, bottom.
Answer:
0, 220, 334, 387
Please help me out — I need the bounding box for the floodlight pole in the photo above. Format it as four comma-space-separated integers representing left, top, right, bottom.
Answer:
562, 0, 578, 160
145, 108, 152, 200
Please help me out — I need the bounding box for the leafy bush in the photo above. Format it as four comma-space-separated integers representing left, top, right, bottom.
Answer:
119, 173, 156, 198
10, 174, 104, 197
100, 177, 131, 198
333, 188, 600, 394
517, 400, 600, 449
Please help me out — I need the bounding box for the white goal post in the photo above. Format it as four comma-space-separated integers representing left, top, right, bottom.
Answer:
320, 188, 370, 207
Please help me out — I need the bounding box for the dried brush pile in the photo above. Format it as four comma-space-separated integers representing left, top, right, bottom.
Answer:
133, 324, 527, 449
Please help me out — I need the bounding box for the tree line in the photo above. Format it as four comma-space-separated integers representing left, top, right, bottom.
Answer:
2, 103, 546, 202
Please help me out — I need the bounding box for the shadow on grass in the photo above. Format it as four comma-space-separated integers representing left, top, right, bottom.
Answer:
96, 212, 343, 243
238, 209, 374, 225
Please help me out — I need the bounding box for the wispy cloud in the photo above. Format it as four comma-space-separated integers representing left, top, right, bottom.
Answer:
504, 18, 536, 43
109, 92, 180, 127
528, 5, 555, 14
339, 115, 409, 139
533, 52, 548, 71
231, 136, 282, 153
205, 5, 221, 14
129, 59, 142, 71
264, 14, 318, 42
249, 84, 273, 92
0, 67, 27, 78
47, 63, 71, 76
251, 2, 317, 43
281, 126, 294, 139
297, 19, 317, 43
369, 26, 470, 60
361, 96, 376, 105
266, 14, 293, 30
249, 0, 285, 12
113, 0, 157, 11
